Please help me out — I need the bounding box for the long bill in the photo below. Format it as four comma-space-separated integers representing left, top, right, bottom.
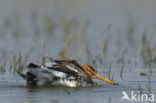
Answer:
94, 75, 119, 85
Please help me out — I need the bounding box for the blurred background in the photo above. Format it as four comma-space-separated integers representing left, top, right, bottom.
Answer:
0, 0, 156, 103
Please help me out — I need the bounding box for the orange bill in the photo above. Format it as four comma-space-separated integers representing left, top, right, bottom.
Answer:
94, 75, 119, 85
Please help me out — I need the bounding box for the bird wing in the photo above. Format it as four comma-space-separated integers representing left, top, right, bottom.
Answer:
45, 64, 79, 77
44, 57, 85, 75
44, 63, 93, 85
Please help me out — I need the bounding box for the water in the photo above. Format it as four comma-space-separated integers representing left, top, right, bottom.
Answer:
0, 0, 156, 103
1, 69, 156, 103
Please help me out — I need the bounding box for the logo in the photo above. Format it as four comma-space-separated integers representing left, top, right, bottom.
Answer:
121, 91, 154, 102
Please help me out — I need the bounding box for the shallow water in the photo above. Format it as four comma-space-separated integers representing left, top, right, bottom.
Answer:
0, 0, 156, 103
0, 68, 156, 103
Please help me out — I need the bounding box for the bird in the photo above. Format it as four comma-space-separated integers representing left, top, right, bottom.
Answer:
18, 57, 118, 87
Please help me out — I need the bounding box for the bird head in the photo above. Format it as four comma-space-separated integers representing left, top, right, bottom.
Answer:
82, 64, 118, 85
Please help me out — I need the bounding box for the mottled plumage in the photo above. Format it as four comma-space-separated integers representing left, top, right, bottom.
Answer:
18, 57, 93, 87
18, 57, 118, 87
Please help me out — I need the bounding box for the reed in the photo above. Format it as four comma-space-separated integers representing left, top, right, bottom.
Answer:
120, 60, 124, 80
138, 84, 143, 94
59, 32, 73, 59
146, 76, 152, 94
142, 34, 153, 74
108, 64, 111, 80
0, 62, 6, 72
75, 43, 85, 60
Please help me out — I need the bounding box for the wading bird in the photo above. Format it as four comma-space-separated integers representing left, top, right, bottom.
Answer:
18, 57, 118, 87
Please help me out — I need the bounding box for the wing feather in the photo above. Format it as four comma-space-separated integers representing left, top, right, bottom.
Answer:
44, 57, 85, 75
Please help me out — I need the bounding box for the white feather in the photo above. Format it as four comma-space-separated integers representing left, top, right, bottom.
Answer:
66, 65, 78, 73
41, 66, 67, 78
45, 62, 56, 67
27, 64, 78, 87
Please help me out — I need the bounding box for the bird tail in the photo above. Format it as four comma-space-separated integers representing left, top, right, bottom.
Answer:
17, 72, 27, 79
17, 63, 52, 86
